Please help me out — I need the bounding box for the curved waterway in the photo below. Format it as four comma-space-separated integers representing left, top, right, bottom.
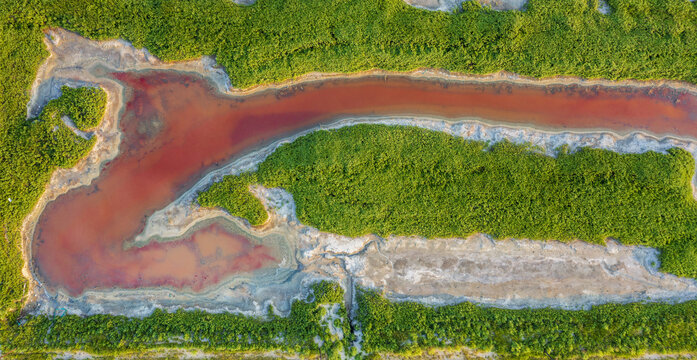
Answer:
32, 71, 697, 296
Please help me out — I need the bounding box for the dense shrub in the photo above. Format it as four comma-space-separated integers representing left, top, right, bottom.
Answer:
357, 289, 697, 358
2, 0, 697, 354
27, 0, 697, 88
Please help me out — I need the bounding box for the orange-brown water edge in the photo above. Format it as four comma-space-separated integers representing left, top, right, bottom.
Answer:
32, 71, 697, 296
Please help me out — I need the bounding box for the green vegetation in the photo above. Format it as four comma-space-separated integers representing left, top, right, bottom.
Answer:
200, 125, 697, 277
198, 173, 268, 226
22, 0, 697, 88
357, 289, 697, 358
0, 281, 351, 359
44, 86, 108, 131
7, 282, 697, 359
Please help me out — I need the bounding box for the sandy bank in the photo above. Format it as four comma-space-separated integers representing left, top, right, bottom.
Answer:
405, 0, 527, 11
20, 28, 697, 319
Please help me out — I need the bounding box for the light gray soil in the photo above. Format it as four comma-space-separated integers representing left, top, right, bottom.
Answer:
404, 0, 527, 11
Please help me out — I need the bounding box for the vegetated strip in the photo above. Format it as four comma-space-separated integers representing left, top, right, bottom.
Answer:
42, 86, 107, 131
0, 84, 106, 318
357, 288, 697, 359
26, 0, 697, 88
199, 124, 697, 277
2, 0, 697, 315
0, 282, 352, 359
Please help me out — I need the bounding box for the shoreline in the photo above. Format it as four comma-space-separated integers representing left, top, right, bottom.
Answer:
20, 27, 697, 318
226, 67, 697, 102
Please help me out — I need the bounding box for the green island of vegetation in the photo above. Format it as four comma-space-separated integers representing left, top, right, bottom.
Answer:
44, 86, 108, 131
199, 124, 697, 277
3, 0, 697, 357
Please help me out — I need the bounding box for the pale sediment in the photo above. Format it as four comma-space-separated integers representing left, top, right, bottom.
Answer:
404, 0, 527, 12
20, 28, 697, 319
232, 0, 529, 12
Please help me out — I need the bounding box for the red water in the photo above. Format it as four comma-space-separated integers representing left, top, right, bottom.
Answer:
33, 72, 697, 296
